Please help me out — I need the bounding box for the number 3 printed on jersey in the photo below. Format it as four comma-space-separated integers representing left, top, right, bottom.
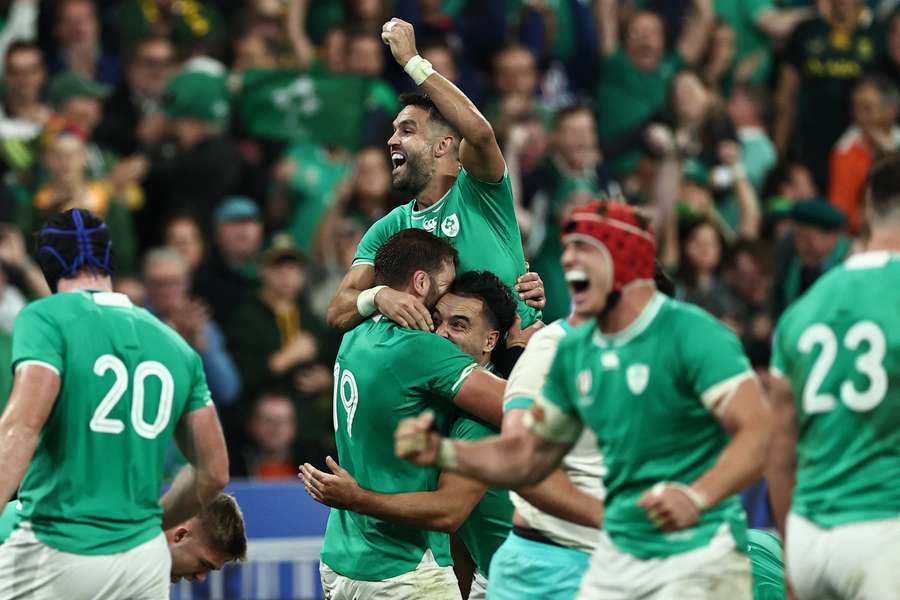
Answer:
90, 354, 174, 439
798, 321, 888, 413
332, 362, 359, 437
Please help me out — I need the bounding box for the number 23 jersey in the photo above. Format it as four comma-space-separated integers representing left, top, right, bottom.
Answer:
771, 251, 900, 527
10, 290, 212, 555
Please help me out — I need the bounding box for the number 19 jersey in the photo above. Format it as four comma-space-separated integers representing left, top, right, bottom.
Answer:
10, 291, 212, 555
771, 252, 900, 528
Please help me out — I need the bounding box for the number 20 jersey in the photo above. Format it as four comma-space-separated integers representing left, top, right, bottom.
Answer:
10, 290, 212, 555
771, 252, 900, 528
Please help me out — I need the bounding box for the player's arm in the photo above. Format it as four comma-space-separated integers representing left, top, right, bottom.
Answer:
765, 373, 797, 537
452, 368, 507, 427
382, 18, 505, 183
0, 364, 60, 506
301, 457, 487, 533
326, 263, 434, 332
516, 469, 604, 528
160, 405, 229, 529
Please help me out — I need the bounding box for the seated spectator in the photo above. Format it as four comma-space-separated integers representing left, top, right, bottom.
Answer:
164, 212, 205, 276
726, 83, 777, 194
143, 246, 241, 406
771, 198, 850, 319
829, 75, 900, 234
673, 217, 742, 322
194, 197, 263, 325
723, 238, 775, 366
230, 392, 300, 479
94, 36, 176, 157
110, 0, 227, 60
0, 41, 50, 146
0, 0, 38, 78
666, 69, 737, 168
49, 0, 118, 85
225, 233, 332, 403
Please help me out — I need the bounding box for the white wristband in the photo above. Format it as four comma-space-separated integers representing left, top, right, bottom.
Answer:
404, 55, 435, 86
356, 285, 387, 317
671, 482, 710, 512
435, 438, 458, 470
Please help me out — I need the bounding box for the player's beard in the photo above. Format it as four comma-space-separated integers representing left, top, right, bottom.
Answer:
392, 146, 433, 197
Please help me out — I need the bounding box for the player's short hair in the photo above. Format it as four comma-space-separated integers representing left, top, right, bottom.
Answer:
399, 92, 457, 138
374, 229, 458, 289
448, 271, 516, 335
198, 493, 247, 562
35, 208, 113, 292
867, 152, 900, 221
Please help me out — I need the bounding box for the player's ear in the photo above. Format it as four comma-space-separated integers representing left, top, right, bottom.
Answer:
412, 269, 429, 297
484, 330, 500, 354
433, 134, 455, 158
173, 526, 190, 543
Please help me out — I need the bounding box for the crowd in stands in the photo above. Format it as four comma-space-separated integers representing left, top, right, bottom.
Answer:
0, 0, 893, 480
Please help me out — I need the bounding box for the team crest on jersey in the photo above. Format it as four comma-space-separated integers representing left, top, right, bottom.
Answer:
626, 364, 650, 395
441, 213, 460, 237
577, 369, 593, 406
423, 217, 438, 232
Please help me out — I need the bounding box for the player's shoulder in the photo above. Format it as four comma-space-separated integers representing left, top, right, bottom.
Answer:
529, 319, 571, 346
18, 291, 92, 324
556, 318, 598, 354
661, 294, 728, 332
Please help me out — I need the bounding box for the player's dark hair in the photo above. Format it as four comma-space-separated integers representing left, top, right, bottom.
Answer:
399, 92, 456, 136
374, 229, 458, 289
35, 208, 114, 292
199, 493, 247, 562
449, 270, 517, 335
867, 152, 900, 220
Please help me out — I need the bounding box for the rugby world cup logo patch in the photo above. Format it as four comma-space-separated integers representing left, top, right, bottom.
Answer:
441, 213, 460, 237
577, 369, 593, 407
424, 217, 438, 232
626, 364, 649, 395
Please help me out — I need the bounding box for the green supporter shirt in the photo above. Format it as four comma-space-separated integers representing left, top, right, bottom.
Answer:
771, 251, 900, 528
10, 291, 212, 555
748, 529, 786, 600
0, 501, 19, 544
353, 168, 540, 328
539, 293, 753, 559
321, 316, 480, 581
715, 0, 775, 85
450, 412, 514, 578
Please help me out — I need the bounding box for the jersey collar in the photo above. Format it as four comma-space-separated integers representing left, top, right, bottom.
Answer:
592, 292, 665, 349
410, 184, 454, 218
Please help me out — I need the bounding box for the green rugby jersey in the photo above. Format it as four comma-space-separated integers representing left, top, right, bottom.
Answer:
540, 293, 753, 559
771, 251, 900, 528
10, 291, 212, 555
352, 168, 540, 327
450, 413, 513, 578
321, 316, 480, 581
747, 529, 785, 600
0, 501, 19, 544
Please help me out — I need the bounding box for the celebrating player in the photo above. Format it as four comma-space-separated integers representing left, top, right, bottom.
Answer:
326, 17, 544, 336
318, 230, 507, 599
767, 153, 900, 599
396, 201, 772, 599
303, 270, 518, 599
0, 209, 229, 600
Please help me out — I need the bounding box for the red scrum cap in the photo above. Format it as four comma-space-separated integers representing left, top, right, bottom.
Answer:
561, 200, 656, 293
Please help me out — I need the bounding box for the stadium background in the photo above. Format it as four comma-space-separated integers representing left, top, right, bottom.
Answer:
0, 0, 892, 597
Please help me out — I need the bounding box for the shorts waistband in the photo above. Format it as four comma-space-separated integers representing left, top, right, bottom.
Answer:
507, 529, 591, 561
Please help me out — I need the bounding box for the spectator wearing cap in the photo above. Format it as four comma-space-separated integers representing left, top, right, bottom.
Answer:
110, 0, 226, 60
829, 75, 900, 234
225, 233, 333, 406
143, 246, 241, 406
140, 69, 242, 246
193, 197, 263, 326
48, 0, 118, 85
771, 198, 850, 319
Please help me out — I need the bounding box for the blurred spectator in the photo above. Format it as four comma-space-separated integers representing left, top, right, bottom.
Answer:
231, 392, 299, 479
141, 69, 242, 243
666, 69, 737, 167
878, 10, 900, 83
486, 43, 547, 143
773, 0, 879, 189
829, 74, 900, 233
593, 0, 713, 174
22, 130, 137, 273
703, 19, 740, 94
723, 238, 775, 365
110, 0, 227, 60
673, 217, 742, 321
143, 246, 241, 406
95, 36, 176, 156
114, 274, 146, 305
225, 233, 331, 403
0, 222, 48, 299
0, 41, 49, 141
164, 212, 205, 275
231, 29, 278, 73
0, 0, 37, 78
726, 83, 777, 194
194, 197, 263, 325
771, 198, 850, 319
50, 0, 118, 85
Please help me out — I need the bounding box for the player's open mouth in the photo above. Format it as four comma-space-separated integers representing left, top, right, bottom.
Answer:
566, 270, 590, 300
391, 151, 407, 173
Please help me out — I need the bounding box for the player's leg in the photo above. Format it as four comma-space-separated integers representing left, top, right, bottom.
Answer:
487, 532, 590, 600
0, 523, 57, 599
828, 516, 900, 600
785, 513, 834, 600
319, 555, 462, 600
649, 545, 751, 600
574, 533, 644, 600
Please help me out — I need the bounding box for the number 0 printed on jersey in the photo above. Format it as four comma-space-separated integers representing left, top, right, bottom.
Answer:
798, 321, 888, 413
332, 362, 359, 437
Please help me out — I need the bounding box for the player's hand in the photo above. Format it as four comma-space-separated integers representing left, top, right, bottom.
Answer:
506, 315, 544, 349
516, 271, 546, 309
299, 457, 362, 511
637, 483, 702, 532
395, 410, 442, 466
375, 287, 434, 331
381, 18, 418, 66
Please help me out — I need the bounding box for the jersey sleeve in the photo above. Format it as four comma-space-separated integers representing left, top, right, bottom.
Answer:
678, 307, 754, 412
457, 168, 518, 244
450, 415, 495, 441
11, 302, 64, 375
769, 317, 791, 380
352, 210, 402, 267
531, 341, 583, 445
184, 350, 213, 414
504, 325, 564, 412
